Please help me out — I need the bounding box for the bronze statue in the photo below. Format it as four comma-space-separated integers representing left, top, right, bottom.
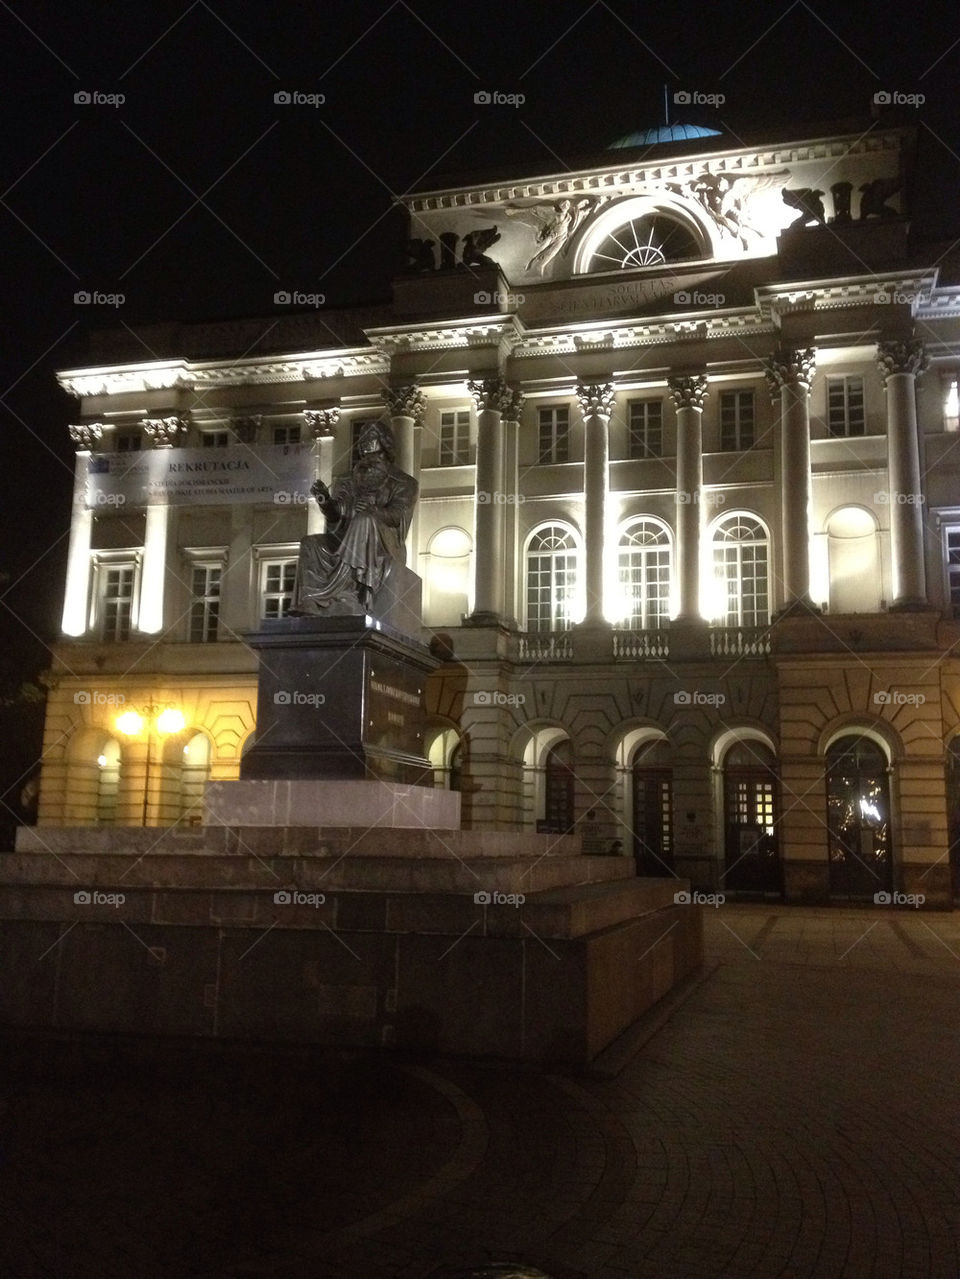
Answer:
293, 420, 418, 615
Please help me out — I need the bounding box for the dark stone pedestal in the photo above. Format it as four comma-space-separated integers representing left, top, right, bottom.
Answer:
240, 615, 436, 785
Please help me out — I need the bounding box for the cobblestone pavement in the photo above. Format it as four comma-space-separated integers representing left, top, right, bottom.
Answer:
3, 906, 960, 1278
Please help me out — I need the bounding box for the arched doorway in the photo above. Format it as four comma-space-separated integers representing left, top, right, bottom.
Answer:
722, 741, 781, 896
180, 732, 211, 824
96, 738, 122, 824
826, 735, 893, 900
946, 738, 960, 900
632, 739, 673, 875
540, 741, 575, 834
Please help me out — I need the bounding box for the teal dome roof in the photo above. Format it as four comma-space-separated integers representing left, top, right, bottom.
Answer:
609, 122, 722, 149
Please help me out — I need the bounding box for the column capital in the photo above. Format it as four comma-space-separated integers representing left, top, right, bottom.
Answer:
877, 338, 928, 382
303, 406, 341, 439
141, 416, 188, 448
467, 376, 512, 415
231, 414, 261, 444
763, 347, 816, 396
501, 386, 524, 422
68, 422, 103, 451
382, 384, 426, 421
667, 373, 709, 411
576, 382, 616, 419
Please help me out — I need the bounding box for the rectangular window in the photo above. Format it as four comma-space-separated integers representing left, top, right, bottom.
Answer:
260, 559, 297, 619
943, 374, 960, 432
827, 376, 865, 437
201, 431, 230, 448
719, 390, 755, 450
947, 530, 960, 611
538, 406, 569, 464
115, 433, 141, 453
438, 410, 471, 466
273, 425, 302, 446
99, 564, 135, 641
189, 564, 221, 642
628, 400, 663, 459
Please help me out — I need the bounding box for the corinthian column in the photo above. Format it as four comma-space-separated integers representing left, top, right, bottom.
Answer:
877, 339, 928, 608
304, 405, 340, 535
765, 348, 816, 610
467, 377, 518, 624
577, 383, 615, 626
668, 373, 709, 621
62, 425, 103, 636
383, 385, 426, 557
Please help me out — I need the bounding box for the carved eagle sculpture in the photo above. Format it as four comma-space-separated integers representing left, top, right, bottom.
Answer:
859, 177, 901, 219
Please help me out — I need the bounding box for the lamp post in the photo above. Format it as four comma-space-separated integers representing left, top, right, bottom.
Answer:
116, 702, 186, 826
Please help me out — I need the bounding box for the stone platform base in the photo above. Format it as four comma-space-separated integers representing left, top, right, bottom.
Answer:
3, 827, 703, 1063
204, 779, 461, 829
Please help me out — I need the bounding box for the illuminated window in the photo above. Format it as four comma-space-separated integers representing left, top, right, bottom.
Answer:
946, 529, 960, 612
943, 373, 959, 432
617, 521, 671, 628
628, 400, 663, 458
189, 564, 221, 642
827, 375, 865, 437
719, 390, 755, 450
526, 526, 578, 631
589, 213, 702, 271
201, 431, 229, 448
273, 425, 301, 446
712, 516, 769, 627
538, 407, 569, 463
115, 433, 141, 453
260, 559, 297, 619
97, 562, 136, 641
438, 410, 471, 465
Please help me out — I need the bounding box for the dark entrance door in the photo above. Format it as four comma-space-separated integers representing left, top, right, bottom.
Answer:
826, 736, 893, 901
723, 742, 782, 896
947, 739, 960, 901
540, 741, 574, 834
632, 740, 673, 875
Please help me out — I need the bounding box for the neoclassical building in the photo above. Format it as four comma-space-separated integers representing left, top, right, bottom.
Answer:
38, 115, 960, 906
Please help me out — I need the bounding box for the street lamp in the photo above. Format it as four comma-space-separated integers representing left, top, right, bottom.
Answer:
116, 702, 186, 825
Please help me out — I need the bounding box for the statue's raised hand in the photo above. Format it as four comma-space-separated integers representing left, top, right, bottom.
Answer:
310, 478, 331, 503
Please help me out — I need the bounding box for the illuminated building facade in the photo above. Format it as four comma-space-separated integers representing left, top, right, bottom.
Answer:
39, 117, 960, 905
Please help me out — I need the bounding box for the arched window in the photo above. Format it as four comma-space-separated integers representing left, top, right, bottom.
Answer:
826, 735, 893, 900
588, 212, 703, 271
826, 506, 881, 613
424, 526, 472, 625
541, 740, 575, 833
617, 520, 671, 628
722, 741, 781, 896
526, 525, 578, 632
711, 515, 770, 626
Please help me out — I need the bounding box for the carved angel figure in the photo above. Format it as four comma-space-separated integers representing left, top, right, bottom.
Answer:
504, 197, 604, 275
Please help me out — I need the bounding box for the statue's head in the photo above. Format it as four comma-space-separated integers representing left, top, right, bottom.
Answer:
356, 419, 395, 462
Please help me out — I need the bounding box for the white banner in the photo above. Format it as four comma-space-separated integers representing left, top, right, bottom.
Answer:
85, 443, 315, 509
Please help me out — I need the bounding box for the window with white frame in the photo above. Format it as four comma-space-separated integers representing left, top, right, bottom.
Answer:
260, 559, 297, 619
946, 528, 960, 611
719, 390, 755, 450
273, 424, 302, 446
526, 526, 578, 631
827, 376, 865, 437
712, 516, 769, 627
201, 430, 230, 448
438, 410, 471, 466
942, 373, 959, 432
537, 406, 570, 463
188, 563, 222, 642
627, 400, 663, 459
617, 521, 671, 628
97, 560, 137, 641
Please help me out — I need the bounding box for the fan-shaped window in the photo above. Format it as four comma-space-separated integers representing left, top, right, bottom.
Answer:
617, 520, 672, 629
589, 213, 702, 271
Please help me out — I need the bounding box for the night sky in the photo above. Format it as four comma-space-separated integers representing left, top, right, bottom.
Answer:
0, 0, 958, 836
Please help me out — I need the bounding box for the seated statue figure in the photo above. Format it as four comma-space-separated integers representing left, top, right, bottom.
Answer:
293, 419, 418, 615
